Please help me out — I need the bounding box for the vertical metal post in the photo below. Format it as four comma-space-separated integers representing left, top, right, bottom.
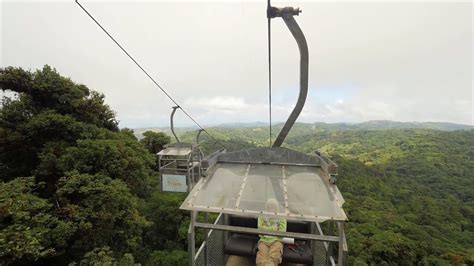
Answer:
198, 147, 202, 180
190, 153, 194, 189
187, 153, 195, 192
158, 155, 163, 192
327, 221, 334, 265
187, 224, 193, 265
311, 222, 317, 266
158, 155, 161, 170
204, 212, 209, 265
189, 211, 197, 266
338, 221, 345, 266
326, 242, 332, 266
223, 214, 229, 244
187, 156, 191, 192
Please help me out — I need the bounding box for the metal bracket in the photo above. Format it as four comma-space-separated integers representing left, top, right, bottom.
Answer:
268, 6, 301, 18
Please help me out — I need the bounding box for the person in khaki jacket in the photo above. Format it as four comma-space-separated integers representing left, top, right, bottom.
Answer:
256, 199, 287, 266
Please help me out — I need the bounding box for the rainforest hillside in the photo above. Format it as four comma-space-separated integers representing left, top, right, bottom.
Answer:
1, 66, 473, 265
178, 125, 474, 265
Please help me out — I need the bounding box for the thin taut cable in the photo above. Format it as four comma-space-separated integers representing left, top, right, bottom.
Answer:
75, 0, 225, 147
267, 0, 272, 147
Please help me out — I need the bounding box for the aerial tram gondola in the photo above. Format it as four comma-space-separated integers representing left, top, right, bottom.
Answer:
158, 106, 203, 192
178, 2, 348, 266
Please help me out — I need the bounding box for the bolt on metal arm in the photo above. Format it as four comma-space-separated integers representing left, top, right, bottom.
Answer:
269, 6, 309, 148
170, 106, 180, 143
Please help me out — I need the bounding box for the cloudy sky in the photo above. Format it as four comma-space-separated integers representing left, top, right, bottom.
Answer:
1, 0, 472, 128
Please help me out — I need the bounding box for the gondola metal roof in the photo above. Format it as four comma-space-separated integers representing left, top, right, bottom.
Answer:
180, 148, 347, 222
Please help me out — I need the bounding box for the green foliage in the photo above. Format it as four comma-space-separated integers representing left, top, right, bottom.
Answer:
0, 66, 118, 181
56, 172, 149, 257
302, 129, 474, 264
0, 65, 118, 130
365, 231, 417, 264
59, 139, 157, 197
140, 131, 171, 154
73, 246, 136, 266
0, 177, 74, 264
0, 66, 154, 265
144, 250, 187, 266
78, 247, 116, 266
141, 191, 188, 250
120, 128, 138, 141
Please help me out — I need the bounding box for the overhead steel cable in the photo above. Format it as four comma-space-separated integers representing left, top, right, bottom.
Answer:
267, 0, 272, 147
75, 0, 226, 148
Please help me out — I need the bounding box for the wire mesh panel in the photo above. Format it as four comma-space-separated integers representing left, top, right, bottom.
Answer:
206, 226, 225, 265
194, 244, 205, 266
312, 241, 328, 266
311, 221, 335, 266
194, 214, 225, 266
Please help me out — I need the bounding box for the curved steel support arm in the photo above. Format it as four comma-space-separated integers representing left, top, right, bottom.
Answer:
272, 13, 309, 147
196, 129, 204, 144
170, 106, 180, 143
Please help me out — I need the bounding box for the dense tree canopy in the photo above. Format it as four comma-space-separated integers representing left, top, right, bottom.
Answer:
140, 131, 171, 155
0, 177, 74, 264
1, 65, 472, 265
0, 65, 117, 131
180, 124, 474, 265
0, 66, 161, 265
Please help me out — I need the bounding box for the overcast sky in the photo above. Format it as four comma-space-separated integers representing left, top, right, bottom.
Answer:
1, 1, 472, 128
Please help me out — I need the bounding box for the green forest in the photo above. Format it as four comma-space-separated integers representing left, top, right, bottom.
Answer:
1, 66, 473, 265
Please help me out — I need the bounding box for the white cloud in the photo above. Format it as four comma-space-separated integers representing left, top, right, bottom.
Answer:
184, 96, 252, 114
2, 1, 472, 127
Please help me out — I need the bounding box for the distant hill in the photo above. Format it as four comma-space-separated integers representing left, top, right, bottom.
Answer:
280, 120, 473, 131
352, 120, 473, 131
133, 126, 198, 139
134, 120, 472, 139
214, 121, 268, 128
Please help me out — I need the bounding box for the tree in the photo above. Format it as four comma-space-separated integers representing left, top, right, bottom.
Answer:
140, 131, 171, 155
58, 139, 157, 197
74, 246, 136, 266
0, 65, 117, 131
141, 191, 187, 251
0, 66, 118, 181
145, 250, 187, 266
56, 172, 149, 260
0, 66, 155, 264
0, 177, 74, 264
